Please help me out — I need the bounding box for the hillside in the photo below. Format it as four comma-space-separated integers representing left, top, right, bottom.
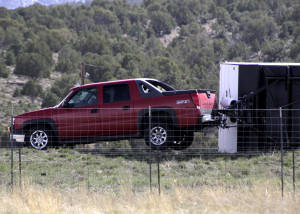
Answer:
1, 0, 300, 139
0, 68, 63, 126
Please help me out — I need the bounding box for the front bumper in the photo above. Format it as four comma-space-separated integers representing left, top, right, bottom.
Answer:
9, 129, 26, 143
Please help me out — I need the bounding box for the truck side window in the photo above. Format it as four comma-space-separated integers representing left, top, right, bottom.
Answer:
67, 87, 98, 107
103, 84, 130, 104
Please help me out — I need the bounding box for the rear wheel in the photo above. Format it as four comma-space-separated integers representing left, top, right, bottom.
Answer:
172, 131, 194, 150
144, 122, 173, 149
26, 125, 53, 150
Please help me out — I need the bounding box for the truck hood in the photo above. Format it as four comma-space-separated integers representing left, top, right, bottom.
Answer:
15, 107, 56, 118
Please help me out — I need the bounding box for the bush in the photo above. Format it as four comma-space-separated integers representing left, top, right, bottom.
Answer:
41, 92, 60, 108
0, 125, 9, 147
150, 11, 173, 35
14, 40, 53, 79
261, 40, 285, 61
21, 80, 43, 103
290, 38, 300, 59
5, 51, 15, 65
0, 62, 9, 78
15, 53, 51, 79
55, 57, 75, 74
49, 74, 78, 99
13, 88, 21, 97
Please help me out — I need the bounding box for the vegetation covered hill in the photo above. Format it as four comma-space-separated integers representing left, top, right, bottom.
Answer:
1, 0, 300, 138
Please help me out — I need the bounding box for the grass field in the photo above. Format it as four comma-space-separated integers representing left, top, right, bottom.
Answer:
0, 147, 299, 213
1, 181, 299, 213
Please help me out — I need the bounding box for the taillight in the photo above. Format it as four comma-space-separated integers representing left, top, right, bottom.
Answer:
191, 93, 201, 109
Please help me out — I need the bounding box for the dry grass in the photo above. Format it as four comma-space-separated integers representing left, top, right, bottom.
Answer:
0, 148, 299, 213
1, 181, 299, 214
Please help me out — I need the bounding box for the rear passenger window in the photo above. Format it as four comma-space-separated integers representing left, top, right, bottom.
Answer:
103, 84, 130, 104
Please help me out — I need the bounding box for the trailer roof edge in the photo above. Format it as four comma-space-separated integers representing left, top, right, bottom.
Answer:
221, 62, 300, 66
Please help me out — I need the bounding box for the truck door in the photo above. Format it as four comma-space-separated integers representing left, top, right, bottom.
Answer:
57, 86, 101, 140
100, 83, 137, 136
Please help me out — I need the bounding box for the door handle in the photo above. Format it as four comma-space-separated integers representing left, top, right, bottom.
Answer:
90, 109, 99, 113
122, 105, 130, 110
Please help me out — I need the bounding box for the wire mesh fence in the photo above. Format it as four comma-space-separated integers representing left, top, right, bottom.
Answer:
0, 105, 299, 195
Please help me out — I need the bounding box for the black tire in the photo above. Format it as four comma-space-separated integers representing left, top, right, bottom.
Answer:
172, 131, 194, 150
144, 122, 173, 149
25, 125, 53, 150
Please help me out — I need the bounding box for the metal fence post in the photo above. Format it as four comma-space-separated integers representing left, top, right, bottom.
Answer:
292, 147, 295, 196
279, 107, 284, 197
157, 149, 161, 196
10, 105, 14, 192
19, 148, 21, 190
149, 106, 152, 192
87, 154, 90, 192
88, 168, 90, 192
225, 156, 228, 192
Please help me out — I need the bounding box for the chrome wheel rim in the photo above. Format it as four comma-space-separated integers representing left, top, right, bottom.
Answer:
30, 130, 48, 150
150, 126, 167, 146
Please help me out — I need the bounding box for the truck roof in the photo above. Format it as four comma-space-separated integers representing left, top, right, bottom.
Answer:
70, 78, 157, 90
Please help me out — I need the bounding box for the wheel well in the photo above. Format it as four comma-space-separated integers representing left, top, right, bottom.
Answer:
22, 118, 59, 140
151, 111, 173, 123
24, 123, 56, 140
140, 111, 173, 135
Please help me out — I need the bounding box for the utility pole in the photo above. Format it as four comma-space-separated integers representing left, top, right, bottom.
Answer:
81, 62, 85, 85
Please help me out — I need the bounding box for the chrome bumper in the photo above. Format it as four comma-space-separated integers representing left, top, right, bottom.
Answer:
8, 127, 25, 143
201, 114, 215, 123
10, 134, 25, 143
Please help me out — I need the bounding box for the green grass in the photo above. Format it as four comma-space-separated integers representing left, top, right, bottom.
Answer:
0, 147, 299, 193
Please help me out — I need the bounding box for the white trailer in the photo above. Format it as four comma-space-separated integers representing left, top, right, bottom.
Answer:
218, 62, 300, 153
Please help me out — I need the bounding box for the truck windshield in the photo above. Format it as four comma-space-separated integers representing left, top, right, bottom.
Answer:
146, 80, 175, 91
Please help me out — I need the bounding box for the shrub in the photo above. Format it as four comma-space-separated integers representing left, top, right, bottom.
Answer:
13, 88, 21, 97
21, 80, 43, 103
41, 92, 60, 108
0, 62, 9, 78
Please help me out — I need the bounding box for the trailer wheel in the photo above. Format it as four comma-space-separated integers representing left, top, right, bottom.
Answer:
172, 131, 194, 150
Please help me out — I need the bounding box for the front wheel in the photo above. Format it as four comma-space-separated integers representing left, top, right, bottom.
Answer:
26, 126, 53, 150
144, 122, 173, 149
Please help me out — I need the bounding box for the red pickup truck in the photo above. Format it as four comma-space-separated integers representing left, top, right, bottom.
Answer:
11, 78, 218, 150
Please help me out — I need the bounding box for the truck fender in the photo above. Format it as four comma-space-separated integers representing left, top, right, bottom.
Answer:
137, 107, 178, 133
22, 118, 59, 139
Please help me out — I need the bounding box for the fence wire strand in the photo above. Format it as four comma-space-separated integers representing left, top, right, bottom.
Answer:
0, 106, 299, 194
